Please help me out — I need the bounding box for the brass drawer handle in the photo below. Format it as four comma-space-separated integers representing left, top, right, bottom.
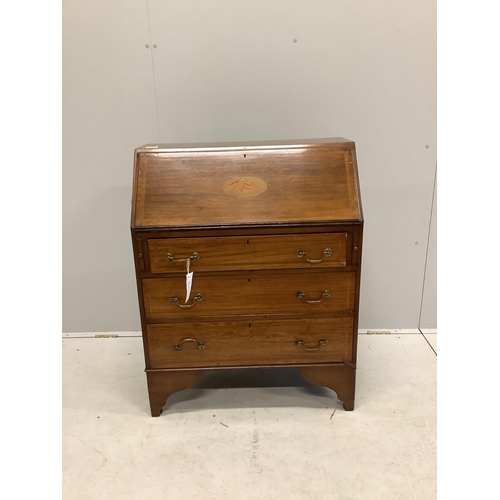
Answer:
165, 252, 200, 262
297, 248, 332, 264
170, 293, 203, 308
173, 338, 205, 351
295, 338, 328, 352
296, 290, 330, 304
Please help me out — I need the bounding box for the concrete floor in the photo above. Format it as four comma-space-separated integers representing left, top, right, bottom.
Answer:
63, 333, 436, 500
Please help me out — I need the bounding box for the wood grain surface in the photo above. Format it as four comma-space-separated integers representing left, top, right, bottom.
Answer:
133, 139, 361, 228
148, 233, 348, 273
147, 317, 354, 368
142, 272, 356, 321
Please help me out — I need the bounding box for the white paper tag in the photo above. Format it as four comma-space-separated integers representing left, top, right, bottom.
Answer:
185, 271, 193, 303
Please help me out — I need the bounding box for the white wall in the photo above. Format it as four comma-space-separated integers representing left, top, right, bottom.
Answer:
63, 0, 158, 332
63, 0, 436, 332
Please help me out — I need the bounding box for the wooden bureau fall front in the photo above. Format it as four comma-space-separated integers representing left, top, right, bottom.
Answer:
130, 138, 363, 416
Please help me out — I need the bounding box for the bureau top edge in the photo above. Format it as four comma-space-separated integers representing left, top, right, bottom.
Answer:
131, 219, 363, 232
134, 137, 354, 154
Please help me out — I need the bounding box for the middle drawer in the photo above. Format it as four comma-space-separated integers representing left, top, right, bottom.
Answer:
142, 272, 356, 321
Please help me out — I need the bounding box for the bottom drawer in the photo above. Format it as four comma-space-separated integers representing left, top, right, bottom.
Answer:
146, 318, 354, 369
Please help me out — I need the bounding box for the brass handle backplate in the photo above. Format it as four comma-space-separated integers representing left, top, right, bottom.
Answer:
297, 248, 332, 264
295, 338, 328, 352
173, 338, 205, 351
170, 293, 203, 308
296, 290, 330, 304
166, 252, 200, 262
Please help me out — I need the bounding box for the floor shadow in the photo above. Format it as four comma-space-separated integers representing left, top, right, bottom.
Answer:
159, 367, 343, 416
194, 367, 308, 389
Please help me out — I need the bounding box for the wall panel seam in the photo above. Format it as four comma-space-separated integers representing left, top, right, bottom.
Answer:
146, 0, 161, 141
418, 163, 437, 328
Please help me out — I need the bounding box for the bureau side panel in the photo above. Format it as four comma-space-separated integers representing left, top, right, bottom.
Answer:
351, 223, 363, 364
131, 229, 152, 368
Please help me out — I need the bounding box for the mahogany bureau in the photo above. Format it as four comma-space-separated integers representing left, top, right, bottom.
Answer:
130, 137, 363, 416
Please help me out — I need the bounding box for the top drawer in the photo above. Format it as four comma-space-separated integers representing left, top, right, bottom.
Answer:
148, 233, 348, 273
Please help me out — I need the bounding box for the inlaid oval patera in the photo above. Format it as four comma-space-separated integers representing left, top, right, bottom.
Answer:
223, 177, 267, 198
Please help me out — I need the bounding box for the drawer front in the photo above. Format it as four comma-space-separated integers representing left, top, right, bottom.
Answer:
147, 318, 354, 368
148, 233, 348, 273
142, 272, 355, 320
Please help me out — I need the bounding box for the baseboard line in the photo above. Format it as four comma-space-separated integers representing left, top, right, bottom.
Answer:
419, 328, 437, 334
62, 329, 434, 338
62, 331, 141, 338
358, 328, 421, 334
